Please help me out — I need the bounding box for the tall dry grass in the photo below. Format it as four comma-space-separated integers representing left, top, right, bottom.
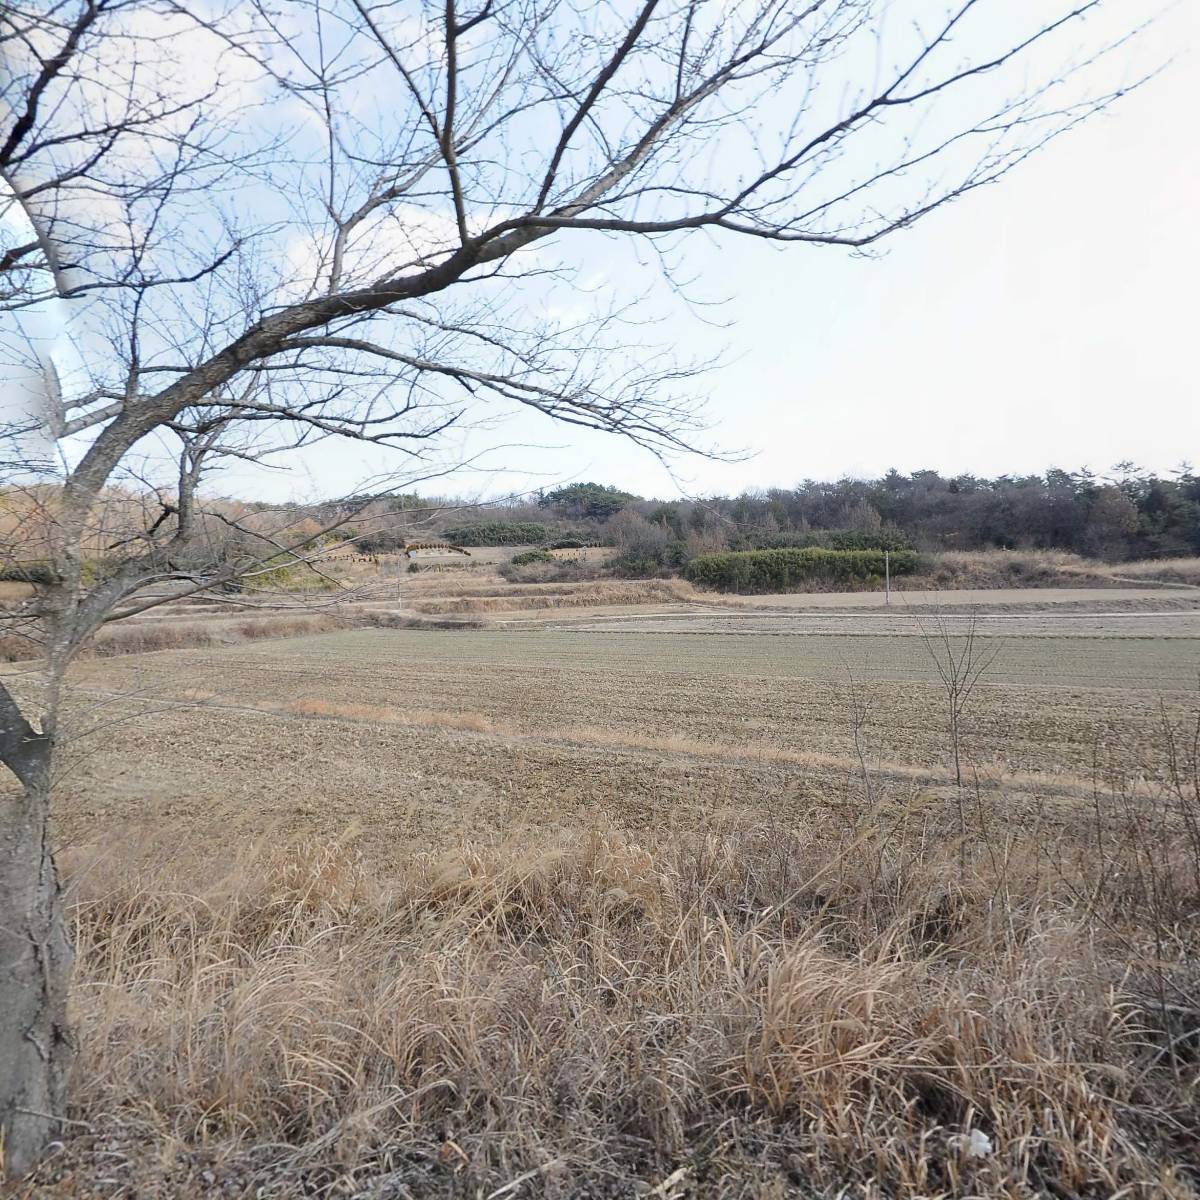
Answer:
25, 740, 1200, 1198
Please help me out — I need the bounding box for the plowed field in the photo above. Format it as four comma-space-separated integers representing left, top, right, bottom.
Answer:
31, 599, 1198, 864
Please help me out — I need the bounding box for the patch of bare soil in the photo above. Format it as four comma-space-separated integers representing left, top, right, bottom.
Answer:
30, 620, 1196, 868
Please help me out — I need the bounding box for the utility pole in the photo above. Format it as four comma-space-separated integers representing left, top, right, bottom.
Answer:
884, 550, 891, 606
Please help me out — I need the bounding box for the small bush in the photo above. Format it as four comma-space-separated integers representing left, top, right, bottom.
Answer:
240, 557, 336, 593
608, 541, 689, 579
0, 561, 57, 585
509, 549, 555, 567
685, 547, 919, 593
356, 530, 408, 553
0, 633, 39, 661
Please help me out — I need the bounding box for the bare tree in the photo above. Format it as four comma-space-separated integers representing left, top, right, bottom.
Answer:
0, 0, 1147, 1175
919, 609, 1000, 787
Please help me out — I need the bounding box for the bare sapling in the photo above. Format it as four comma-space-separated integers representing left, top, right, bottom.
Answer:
919, 610, 1000, 790
843, 662, 877, 809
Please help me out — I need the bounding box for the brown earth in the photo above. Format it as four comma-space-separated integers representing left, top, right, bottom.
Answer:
21, 606, 1195, 870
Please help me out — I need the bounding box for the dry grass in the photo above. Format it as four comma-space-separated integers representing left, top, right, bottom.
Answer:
1, 618, 299, 662
271, 696, 499, 733
908, 550, 1115, 591
1108, 558, 1200, 587
412, 578, 693, 614
29, 758, 1200, 1198
0, 608, 483, 664
906, 550, 1200, 593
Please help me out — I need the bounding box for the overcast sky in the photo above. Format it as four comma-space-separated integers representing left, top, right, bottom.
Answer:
235, 1, 1196, 506
6, 2, 1194, 506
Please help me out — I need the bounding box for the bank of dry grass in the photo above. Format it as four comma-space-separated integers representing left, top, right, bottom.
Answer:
1108, 557, 1200, 587
22, 739, 1200, 1198
0, 614, 342, 663
905, 550, 1111, 591
412, 578, 693, 615
904, 550, 1200, 593
0, 609, 484, 664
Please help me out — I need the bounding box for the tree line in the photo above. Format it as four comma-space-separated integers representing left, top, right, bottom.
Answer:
522, 468, 1200, 565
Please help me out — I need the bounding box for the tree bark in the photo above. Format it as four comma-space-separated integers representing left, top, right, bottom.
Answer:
0, 778, 73, 1180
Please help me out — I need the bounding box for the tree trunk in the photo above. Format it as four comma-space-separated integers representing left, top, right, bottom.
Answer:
0, 782, 74, 1180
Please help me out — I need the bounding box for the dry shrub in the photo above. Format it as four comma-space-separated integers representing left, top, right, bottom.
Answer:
33, 780, 1200, 1198
0, 632, 38, 662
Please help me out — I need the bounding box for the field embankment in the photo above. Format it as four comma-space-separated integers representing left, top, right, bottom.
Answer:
0, 607, 482, 664
407, 576, 691, 615
7, 552, 1194, 666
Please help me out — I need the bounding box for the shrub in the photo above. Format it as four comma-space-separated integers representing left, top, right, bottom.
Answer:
443, 522, 548, 546
608, 541, 689, 579
357, 529, 408, 553
240, 556, 336, 592
508, 549, 555, 566
1, 560, 113, 586
601, 511, 689, 577
0, 561, 56, 585
684, 547, 919, 593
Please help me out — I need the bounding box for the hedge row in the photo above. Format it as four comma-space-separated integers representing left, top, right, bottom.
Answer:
732, 528, 912, 553
444, 521, 548, 546
684, 547, 919, 593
